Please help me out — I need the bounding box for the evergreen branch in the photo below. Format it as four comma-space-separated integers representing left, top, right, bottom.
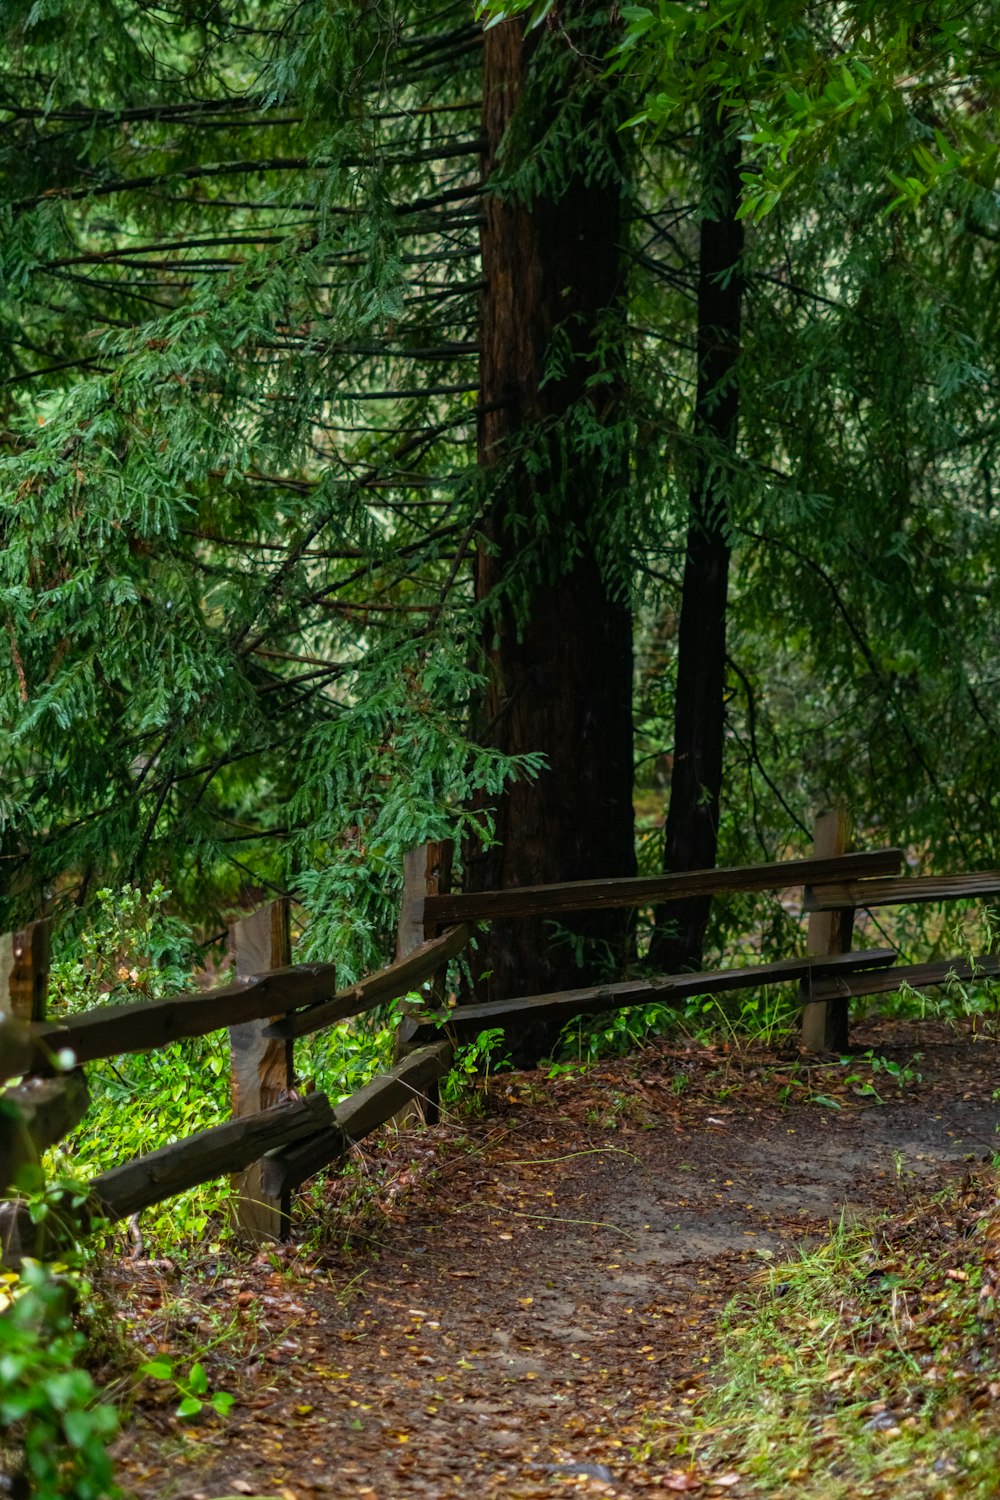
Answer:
160, 183, 480, 216
16, 158, 312, 211
629, 249, 697, 293
374, 99, 481, 120
128, 773, 175, 882
214, 829, 293, 843
250, 647, 347, 669
397, 21, 481, 64
740, 526, 973, 862
262, 341, 478, 360
328, 383, 479, 400
751, 270, 844, 310
0, 97, 279, 124
14, 141, 486, 213
45, 233, 290, 267
256, 664, 348, 694
314, 600, 439, 614
725, 653, 809, 838
2, 357, 109, 386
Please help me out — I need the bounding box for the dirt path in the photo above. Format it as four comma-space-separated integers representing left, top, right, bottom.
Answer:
111, 1020, 1000, 1499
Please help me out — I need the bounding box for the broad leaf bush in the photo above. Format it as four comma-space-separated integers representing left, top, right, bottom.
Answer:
0, 1263, 119, 1499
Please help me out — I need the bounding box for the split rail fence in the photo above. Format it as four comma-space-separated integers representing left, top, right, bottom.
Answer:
2, 810, 999, 1263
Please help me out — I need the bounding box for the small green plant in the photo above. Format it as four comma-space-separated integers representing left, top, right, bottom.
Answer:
870, 908, 1000, 1028
443, 1027, 511, 1108
298, 999, 402, 1102
0, 1262, 119, 1500
545, 1058, 589, 1081
838, 1050, 922, 1103
555, 1001, 677, 1065
137, 1356, 235, 1421
681, 983, 800, 1049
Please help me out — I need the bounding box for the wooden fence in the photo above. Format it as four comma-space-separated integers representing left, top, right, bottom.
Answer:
2, 810, 999, 1263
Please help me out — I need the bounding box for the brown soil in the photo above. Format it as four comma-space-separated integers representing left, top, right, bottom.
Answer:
107, 1018, 1000, 1499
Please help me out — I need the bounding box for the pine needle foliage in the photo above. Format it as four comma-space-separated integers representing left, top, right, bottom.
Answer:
0, 1, 541, 972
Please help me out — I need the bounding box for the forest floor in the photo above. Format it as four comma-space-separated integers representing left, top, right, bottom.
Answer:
104, 1016, 1000, 1500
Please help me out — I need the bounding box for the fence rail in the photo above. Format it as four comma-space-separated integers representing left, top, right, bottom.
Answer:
2, 818, 999, 1263
420, 848, 903, 931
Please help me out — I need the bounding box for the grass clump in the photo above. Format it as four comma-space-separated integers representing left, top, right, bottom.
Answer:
697, 1170, 1000, 1499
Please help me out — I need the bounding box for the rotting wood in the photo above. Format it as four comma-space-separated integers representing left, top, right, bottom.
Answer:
29, 961, 339, 1072
421, 848, 902, 933
88, 1092, 333, 1222
260, 1042, 454, 1198
0, 918, 51, 1023
804, 871, 1000, 912
0, 1071, 89, 1195
0, 1016, 45, 1085
265, 925, 470, 1043
230, 899, 293, 1243
409, 948, 897, 1044
801, 810, 853, 1053
808, 954, 1000, 1004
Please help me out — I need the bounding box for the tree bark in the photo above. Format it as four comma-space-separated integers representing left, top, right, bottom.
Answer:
652, 102, 743, 973
466, 10, 636, 1062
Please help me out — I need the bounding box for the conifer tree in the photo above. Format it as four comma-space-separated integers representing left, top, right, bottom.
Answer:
482, 0, 1000, 936
0, 0, 641, 1017
463, 6, 636, 1036
0, 2, 503, 974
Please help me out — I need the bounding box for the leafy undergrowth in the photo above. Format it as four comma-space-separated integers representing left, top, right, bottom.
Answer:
693, 1168, 1000, 1499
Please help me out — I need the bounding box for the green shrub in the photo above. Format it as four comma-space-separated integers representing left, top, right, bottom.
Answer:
0, 1263, 119, 1500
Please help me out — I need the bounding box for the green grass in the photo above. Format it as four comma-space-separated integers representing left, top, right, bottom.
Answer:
693, 1171, 1000, 1499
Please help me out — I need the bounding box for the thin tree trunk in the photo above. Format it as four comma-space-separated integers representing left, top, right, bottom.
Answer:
651, 102, 743, 973
465, 11, 635, 1063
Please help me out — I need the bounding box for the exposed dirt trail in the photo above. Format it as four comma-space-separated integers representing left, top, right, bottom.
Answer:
111, 1020, 1000, 1499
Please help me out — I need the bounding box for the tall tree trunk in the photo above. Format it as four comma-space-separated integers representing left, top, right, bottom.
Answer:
651, 103, 743, 973
464, 11, 636, 1063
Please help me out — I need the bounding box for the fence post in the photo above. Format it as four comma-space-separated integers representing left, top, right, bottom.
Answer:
229, 899, 293, 1242
0, 919, 51, 1264
394, 841, 453, 1124
0, 918, 51, 1023
800, 809, 854, 1053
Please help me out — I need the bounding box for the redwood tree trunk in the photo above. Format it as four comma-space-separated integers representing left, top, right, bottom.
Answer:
464, 12, 635, 1061
651, 105, 743, 973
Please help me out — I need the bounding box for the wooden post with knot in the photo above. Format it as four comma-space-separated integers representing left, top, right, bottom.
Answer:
0, 918, 51, 1024
800, 809, 854, 1053
0, 917, 52, 1263
394, 841, 454, 1125
229, 899, 294, 1241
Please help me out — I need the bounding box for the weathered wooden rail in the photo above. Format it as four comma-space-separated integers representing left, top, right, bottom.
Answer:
0, 920, 462, 1261
1, 811, 998, 1263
